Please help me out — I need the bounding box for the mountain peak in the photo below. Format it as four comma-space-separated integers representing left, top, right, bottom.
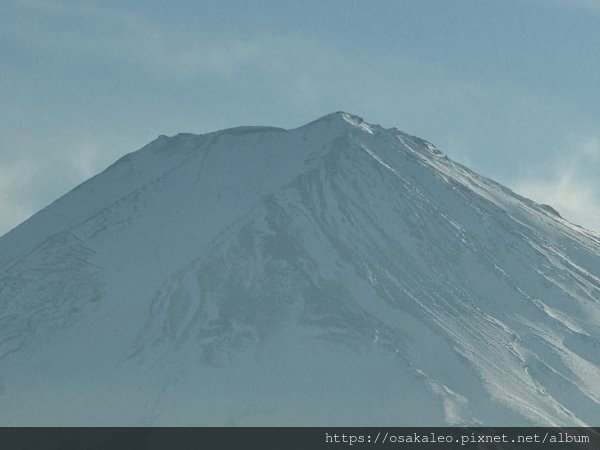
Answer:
1, 111, 599, 426
299, 111, 378, 135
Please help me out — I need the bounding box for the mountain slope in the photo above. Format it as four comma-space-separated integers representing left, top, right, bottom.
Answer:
0, 112, 598, 425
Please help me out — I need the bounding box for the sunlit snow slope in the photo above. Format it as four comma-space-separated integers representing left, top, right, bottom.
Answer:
0, 112, 599, 425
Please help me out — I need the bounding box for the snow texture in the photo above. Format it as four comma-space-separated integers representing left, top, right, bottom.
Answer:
0, 112, 598, 426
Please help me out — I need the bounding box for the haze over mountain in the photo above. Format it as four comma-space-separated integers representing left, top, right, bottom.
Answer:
0, 112, 599, 426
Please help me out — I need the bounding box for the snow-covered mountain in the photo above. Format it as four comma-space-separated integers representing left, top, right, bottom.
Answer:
0, 112, 599, 426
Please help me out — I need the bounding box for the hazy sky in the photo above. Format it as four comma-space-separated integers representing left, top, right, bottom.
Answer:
1, 0, 599, 235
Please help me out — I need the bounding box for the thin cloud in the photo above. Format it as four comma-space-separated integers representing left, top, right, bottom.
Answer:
514, 137, 600, 233
522, 0, 600, 11
0, 140, 121, 237
580, 136, 600, 160
0, 159, 38, 235
4, 0, 260, 79
557, 0, 600, 10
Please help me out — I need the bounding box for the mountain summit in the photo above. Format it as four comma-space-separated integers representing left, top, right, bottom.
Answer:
1, 113, 599, 425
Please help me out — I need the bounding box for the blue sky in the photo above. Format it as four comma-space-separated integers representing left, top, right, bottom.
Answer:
1, 0, 599, 234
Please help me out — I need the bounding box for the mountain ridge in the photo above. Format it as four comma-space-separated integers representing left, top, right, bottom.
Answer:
0, 112, 598, 426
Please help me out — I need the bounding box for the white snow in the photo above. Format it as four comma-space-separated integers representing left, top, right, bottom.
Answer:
0, 111, 598, 426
